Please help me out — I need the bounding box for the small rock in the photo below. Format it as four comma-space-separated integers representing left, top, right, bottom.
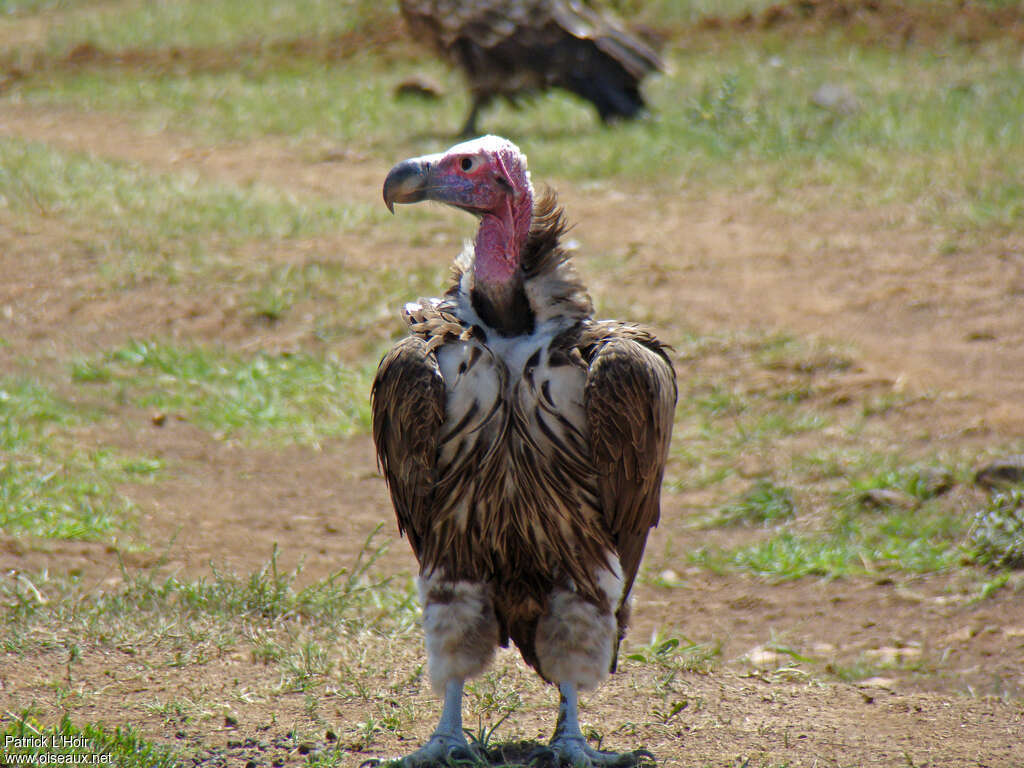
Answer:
151, 411, 167, 427
394, 75, 444, 99
943, 626, 975, 644
915, 467, 954, 497
658, 569, 682, 586
865, 646, 921, 665
859, 676, 896, 689
975, 456, 1024, 490
859, 488, 917, 510
745, 645, 783, 667
810, 83, 858, 115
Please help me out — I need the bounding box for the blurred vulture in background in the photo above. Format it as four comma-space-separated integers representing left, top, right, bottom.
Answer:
398, 0, 664, 136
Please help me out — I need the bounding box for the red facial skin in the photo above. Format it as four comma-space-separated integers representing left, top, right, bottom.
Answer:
383, 136, 535, 292
430, 143, 534, 291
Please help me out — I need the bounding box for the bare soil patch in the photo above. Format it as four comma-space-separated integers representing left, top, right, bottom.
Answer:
698, 0, 1024, 46
0, 15, 407, 89
10, 646, 1023, 767
3, 0, 1023, 91
2, 105, 1024, 766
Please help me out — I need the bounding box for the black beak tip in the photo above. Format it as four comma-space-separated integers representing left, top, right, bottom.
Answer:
383, 158, 431, 214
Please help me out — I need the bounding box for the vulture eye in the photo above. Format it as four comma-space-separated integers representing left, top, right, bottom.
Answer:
459, 156, 477, 172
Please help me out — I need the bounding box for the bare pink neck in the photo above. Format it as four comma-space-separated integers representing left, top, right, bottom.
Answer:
473, 191, 533, 290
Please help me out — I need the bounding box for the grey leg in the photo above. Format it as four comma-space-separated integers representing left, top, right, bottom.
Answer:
544, 682, 655, 768
397, 574, 498, 766
400, 679, 474, 766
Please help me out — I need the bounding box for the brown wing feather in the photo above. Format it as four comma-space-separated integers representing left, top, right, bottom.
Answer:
583, 324, 676, 626
371, 336, 446, 562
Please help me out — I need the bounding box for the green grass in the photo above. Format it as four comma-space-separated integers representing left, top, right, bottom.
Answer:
0, 138, 366, 235
0, 0, 88, 14
35, 0, 393, 53
700, 480, 796, 528
969, 488, 1024, 568
5, 9, 1022, 230
1, 134, 448, 341
2, 532, 416, 652
1, 537, 419, 758
536, 37, 1024, 227
668, 331, 850, 492
686, 447, 973, 580
1, 378, 81, 451
846, 461, 956, 502
72, 340, 376, 445
691, 502, 967, 579
14, 58, 456, 146
624, 635, 721, 676
242, 260, 449, 348
0, 137, 379, 283
609, 0, 780, 25
0, 378, 160, 542
671, 385, 831, 489
652, 327, 987, 580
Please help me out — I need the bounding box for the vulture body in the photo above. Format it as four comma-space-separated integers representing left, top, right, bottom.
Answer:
374, 136, 675, 767
398, 0, 663, 136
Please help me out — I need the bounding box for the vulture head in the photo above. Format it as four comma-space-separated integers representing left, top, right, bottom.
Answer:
383, 136, 535, 292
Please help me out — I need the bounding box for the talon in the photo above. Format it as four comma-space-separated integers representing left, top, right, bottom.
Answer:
547, 736, 656, 768
527, 745, 558, 767
630, 748, 656, 767
397, 733, 476, 767
608, 750, 656, 768
446, 743, 476, 763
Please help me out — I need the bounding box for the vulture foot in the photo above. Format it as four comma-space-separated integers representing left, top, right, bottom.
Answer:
397, 734, 477, 767
456, 94, 490, 139
538, 737, 655, 768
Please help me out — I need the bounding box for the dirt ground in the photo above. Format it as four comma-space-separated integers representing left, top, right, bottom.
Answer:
2, 96, 1024, 768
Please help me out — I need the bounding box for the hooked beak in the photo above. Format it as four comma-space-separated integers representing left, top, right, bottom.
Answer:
382, 156, 436, 213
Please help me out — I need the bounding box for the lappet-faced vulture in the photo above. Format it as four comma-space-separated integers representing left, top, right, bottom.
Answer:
374, 136, 676, 766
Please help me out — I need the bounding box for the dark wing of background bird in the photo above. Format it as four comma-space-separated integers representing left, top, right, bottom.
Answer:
371, 336, 446, 560
399, 0, 664, 135
581, 321, 677, 659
